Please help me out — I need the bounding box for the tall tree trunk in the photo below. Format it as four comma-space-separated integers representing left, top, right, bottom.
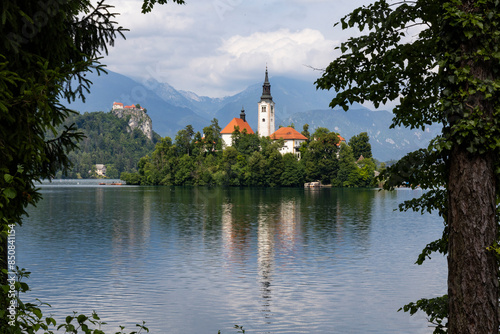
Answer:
447, 1, 499, 331
448, 147, 498, 333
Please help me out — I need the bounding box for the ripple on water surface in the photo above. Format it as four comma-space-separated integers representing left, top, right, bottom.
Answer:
18, 186, 446, 334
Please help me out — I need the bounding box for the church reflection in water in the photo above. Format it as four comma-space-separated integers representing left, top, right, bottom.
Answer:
217, 188, 376, 326
257, 206, 275, 321
220, 194, 305, 322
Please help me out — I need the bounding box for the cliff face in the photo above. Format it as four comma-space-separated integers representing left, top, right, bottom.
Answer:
112, 107, 153, 141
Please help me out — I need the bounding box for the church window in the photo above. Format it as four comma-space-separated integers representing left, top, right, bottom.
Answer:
262, 106, 266, 113
262, 118, 265, 122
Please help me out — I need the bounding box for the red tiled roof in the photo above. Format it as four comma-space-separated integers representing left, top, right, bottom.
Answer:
270, 127, 308, 140
220, 118, 254, 134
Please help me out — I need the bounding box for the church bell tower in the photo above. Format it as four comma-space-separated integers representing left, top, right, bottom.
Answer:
257, 68, 275, 137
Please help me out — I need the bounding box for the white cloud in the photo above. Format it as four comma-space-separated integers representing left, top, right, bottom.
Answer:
111, 0, 195, 32
99, 0, 373, 97
171, 28, 338, 96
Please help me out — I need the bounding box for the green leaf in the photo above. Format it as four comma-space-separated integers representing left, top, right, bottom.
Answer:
77, 314, 88, 323
33, 307, 42, 319
3, 173, 14, 183
3, 188, 16, 199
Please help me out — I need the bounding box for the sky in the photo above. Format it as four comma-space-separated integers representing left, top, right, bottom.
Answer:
102, 0, 374, 98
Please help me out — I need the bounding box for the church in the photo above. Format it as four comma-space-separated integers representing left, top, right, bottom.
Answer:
220, 68, 308, 158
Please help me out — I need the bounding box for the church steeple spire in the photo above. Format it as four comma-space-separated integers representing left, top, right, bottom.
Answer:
260, 67, 272, 101
258, 67, 275, 137
240, 106, 246, 122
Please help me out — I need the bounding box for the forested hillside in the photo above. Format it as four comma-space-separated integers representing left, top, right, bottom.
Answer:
56, 112, 159, 179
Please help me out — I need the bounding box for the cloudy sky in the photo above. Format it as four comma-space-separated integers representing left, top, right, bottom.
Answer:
103, 0, 373, 98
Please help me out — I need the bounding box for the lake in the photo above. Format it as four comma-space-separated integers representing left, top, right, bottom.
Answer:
18, 181, 446, 333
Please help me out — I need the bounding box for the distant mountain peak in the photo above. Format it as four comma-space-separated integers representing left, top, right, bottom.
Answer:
179, 90, 202, 102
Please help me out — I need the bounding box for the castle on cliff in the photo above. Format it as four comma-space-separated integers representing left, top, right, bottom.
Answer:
111, 102, 153, 141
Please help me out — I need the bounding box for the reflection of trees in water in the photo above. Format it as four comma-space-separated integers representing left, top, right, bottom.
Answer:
147, 187, 376, 326
110, 187, 152, 273
213, 188, 378, 325
301, 188, 375, 252
255, 193, 303, 323
221, 202, 253, 267
216, 189, 306, 323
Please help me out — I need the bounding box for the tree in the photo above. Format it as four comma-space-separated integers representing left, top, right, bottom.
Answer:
141, 0, 185, 13
311, 127, 330, 140
220, 146, 239, 186
202, 118, 222, 154
280, 153, 304, 187
302, 131, 340, 184
0, 0, 127, 310
192, 131, 204, 156
174, 155, 194, 185
247, 151, 267, 186
0, 0, 182, 330
265, 151, 284, 187
336, 142, 359, 187
316, 0, 500, 332
348, 132, 372, 160
175, 125, 194, 156
231, 126, 243, 149
357, 157, 376, 188
301, 123, 311, 142
234, 132, 260, 157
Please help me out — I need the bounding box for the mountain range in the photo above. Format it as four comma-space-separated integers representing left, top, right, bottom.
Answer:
64, 69, 441, 161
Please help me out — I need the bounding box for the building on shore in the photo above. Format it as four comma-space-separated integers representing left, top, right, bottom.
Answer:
220, 107, 254, 148
270, 127, 308, 158
220, 68, 274, 147
219, 68, 344, 158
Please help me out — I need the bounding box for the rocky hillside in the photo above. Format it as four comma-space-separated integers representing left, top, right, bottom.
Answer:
112, 105, 153, 141
56, 111, 159, 179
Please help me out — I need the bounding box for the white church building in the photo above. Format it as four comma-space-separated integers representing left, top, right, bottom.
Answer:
257, 68, 275, 137
219, 68, 310, 157
270, 127, 308, 158
220, 107, 254, 148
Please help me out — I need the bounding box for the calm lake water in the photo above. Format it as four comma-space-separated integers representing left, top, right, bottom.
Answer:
18, 181, 446, 334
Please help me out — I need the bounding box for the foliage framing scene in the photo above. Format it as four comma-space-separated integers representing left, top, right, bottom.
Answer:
1, 1, 499, 334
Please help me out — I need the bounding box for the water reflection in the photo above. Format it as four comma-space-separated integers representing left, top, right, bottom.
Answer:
213, 188, 377, 329
257, 203, 275, 323
19, 185, 445, 334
